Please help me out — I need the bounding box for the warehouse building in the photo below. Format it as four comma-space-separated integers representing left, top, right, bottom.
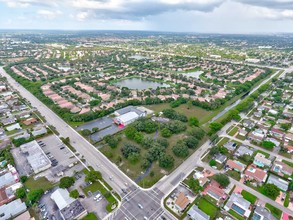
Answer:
20, 140, 51, 174
114, 106, 148, 126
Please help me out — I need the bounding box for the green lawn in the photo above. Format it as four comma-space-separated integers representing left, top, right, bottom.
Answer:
217, 137, 229, 147
82, 212, 98, 220
227, 170, 241, 181
228, 127, 238, 136
236, 134, 246, 140
241, 190, 257, 204
229, 210, 246, 220
265, 203, 282, 220
196, 197, 218, 219
24, 176, 55, 191
83, 181, 107, 195
282, 160, 293, 168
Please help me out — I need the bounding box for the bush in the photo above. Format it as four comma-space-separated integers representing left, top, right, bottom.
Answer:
121, 143, 140, 158
188, 117, 199, 127
262, 141, 275, 150
161, 128, 172, 138
209, 160, 217, 166
20, 176, 28, 183
159, 154, 174, 169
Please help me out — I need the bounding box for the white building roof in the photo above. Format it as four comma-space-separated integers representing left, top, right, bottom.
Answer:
116, 111, 139, 123
51, 188, 75, 210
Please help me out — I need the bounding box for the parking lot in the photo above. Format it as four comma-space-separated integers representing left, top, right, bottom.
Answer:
76, 117, 113, 132
37, 135, 84, 182
38, 187, 63, 220
90, 124, 123, 142
73, 172, 109, 219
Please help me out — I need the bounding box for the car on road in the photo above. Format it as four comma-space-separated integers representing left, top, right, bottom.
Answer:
138, 204, 143, 209
122, 188, 127, 193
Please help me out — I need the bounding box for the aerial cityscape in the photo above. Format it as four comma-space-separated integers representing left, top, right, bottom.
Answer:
0, 1, 293, 220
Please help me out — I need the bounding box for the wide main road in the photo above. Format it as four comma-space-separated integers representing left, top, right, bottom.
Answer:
0, 67, 134, 194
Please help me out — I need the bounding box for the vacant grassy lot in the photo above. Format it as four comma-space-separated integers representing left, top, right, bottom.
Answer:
24, 176, 55, 191
227, 170, 241, 181
145, 103, 213, 124
265, 203, 282, 220
241, 190, 257, 204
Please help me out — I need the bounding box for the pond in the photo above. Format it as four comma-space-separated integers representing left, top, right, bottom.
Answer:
114, 78, 170, 90
129, 55, 150, 60
182, 70, 203, 79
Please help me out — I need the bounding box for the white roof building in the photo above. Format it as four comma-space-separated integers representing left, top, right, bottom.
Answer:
51, 188, 75, 210
114, 111, 139, 126
20, 140, 51, 174
0, 199, 27, 220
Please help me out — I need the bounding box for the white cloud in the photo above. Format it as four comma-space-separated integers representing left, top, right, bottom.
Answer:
37, 9, 62, 19
76, 11, 91, 21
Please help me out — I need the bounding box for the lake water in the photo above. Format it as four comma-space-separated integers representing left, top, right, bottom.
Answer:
129, 55, 149, 60
115, 78, 169, 90
182, 70, 203, 79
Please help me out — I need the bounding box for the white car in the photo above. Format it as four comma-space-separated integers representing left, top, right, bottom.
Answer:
96, 197, 102, 202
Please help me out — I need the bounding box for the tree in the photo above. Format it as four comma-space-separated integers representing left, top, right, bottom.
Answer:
20, 175, 28, 183
262, 141, 275, 150
157, 138, 169, 148
124, 126, 137, 140
134, 132, 144, 144
121, 143, 140, 158
69, 189, 79, 199
128, 152, 140, 164
263, 184, 280, 200
81, 129, 91, 136
172, 141, 189, 158
59, 176, 75, 189
15, 187, 26, 199
189, 117, 199, 127
189, 128, 205, 140
159, 154, 174, 169
104, 135, 119, 148
85, 170, 102, 182
184, 136, 199, 149
209, 122, 223, 133
280, 123, 291, 131
209, 159, 217, 166
213, 173, 230, 188
27, 189, 44, 204
161, 128, 172, 138
188, 178, 203, 193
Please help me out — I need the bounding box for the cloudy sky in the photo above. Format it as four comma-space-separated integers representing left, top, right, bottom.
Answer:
0, 0, 293, 33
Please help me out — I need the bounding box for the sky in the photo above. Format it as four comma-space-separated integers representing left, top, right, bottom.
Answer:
0, 0, 293, 33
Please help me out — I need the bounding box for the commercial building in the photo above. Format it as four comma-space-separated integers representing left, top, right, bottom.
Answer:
114, 106, 147, 126
51, 188, 87, 220
20, 140, 51, 174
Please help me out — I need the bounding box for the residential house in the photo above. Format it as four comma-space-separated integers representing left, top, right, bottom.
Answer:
234, 145, 254, 157
214, 154, 227, 164
270, 128, 285, 140
252, 206, 276, 220
267, 174, 289, 191
193, 171, 209, 187
243, 119, 255, 129
175, 192, 190, 212
0, 199, 27, 220
223, 141, 237, 152
22, 118, 37, 126
224, 193, 251, 218
272, 161, 293, 176
5, 123, 21, 132
253, 153, 271, 168
204, 181, 228, 202
226, 160, 246, 172
238, 128, 248, 137
187, 205, 210, 220
244, 165, 268, 183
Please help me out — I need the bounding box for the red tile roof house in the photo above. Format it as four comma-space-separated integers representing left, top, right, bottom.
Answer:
244, 165, 268, 183
203, 181, 228, 203
22, 118, 37, 126
226, 160, 246, 173
272, 161, 293, 176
